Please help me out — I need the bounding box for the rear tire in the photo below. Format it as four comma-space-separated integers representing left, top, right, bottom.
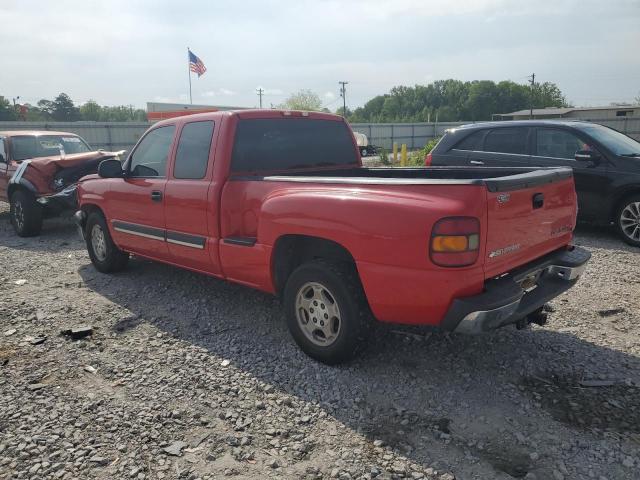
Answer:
10, 190, 43, 237
283, 259, 372, 365
615, 195, 640, 247
85, 212, 129, 273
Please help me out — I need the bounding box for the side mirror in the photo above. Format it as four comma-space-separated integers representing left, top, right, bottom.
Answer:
575, 150, 600, 162
98, 158, 124, 178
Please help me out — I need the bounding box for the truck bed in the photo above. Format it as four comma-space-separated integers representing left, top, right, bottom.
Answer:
249, 166, 572, 192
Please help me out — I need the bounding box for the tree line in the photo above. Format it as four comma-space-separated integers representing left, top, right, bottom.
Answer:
0, 93, 146, 122
1, 79, 569, 123
348, 79, 567, 123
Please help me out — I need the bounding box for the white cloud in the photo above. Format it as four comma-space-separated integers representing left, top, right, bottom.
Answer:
202, 88, 237, 98
324, 92, 336, 100
257, 87, 284, 96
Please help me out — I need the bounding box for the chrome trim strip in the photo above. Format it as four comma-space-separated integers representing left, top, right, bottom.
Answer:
114, 226, 165, 241
167, 238, 205, 249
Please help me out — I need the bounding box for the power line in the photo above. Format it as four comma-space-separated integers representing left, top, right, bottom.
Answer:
256, 88, 264, 109
339, 81, 349, 117
528, 73, 535, 119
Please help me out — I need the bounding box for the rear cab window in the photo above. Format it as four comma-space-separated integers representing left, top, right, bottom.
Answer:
231, 118, 358, 173
483, 128, 529, 154
174, 121, 214, 179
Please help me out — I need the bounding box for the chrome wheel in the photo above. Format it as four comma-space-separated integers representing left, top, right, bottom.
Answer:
295, 281, 341, 347
91, 224, 108, 261
620, 201, 640, 242
13, 201, 25, 231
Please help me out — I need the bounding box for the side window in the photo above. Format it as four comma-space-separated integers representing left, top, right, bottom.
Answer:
483, 128, 528, 154
453, 130, 485, 151
174, 121, 214, 179
536, 129, 586, 160
0, 138, 6, 163
128, 125, 176, 177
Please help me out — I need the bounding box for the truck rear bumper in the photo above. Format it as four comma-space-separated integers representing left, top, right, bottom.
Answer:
441, 246, 590, 334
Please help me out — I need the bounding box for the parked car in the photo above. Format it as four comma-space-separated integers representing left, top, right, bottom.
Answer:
353, 132, 377, 157
425, 120, 640, 246
75, 110, 589, 364
0, 131, 124, 236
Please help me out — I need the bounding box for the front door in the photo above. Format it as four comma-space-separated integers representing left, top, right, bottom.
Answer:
532, 127, 607, 221
106, 125, 176, 259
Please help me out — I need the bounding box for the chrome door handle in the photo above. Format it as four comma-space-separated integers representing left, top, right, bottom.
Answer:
150, 190, 163, 202
470, 160, 484, 165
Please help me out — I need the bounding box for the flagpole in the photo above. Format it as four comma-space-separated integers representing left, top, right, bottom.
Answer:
187, 47, 192, 104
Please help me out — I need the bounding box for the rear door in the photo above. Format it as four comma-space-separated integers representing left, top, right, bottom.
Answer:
107, 125, 176, 259
164, 120, 221, 274
483, 172, 577, 278
531, 127, 607, 221
467, 127, 531, 167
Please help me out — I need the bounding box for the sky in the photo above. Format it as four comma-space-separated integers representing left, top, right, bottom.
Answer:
1, 0, 639, 111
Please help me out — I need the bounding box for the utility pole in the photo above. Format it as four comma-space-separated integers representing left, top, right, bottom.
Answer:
256, 88, 264, 109
339, 81, 349, 118
528, 73, 536, 119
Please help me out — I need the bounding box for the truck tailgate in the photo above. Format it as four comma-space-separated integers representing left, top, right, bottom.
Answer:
484, 169, 577, 279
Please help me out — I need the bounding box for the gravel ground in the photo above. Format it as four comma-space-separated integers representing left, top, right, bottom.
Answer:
1, 205, 639, 480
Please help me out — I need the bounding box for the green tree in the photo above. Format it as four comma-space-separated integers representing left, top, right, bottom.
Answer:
51, 93, 80, 121
532, 82, 567, 109
349, 79, 568, 123
80, 99, 102, 121
279, 90, 323, 111
0, 96, 17, 120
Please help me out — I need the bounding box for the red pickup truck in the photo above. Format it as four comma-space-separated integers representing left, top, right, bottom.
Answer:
75, 110, 590, 364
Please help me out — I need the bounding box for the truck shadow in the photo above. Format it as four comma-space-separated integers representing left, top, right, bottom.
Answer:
78, 258, 640, 479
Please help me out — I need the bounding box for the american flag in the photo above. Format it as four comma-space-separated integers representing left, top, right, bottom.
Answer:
188, 50, 207, 77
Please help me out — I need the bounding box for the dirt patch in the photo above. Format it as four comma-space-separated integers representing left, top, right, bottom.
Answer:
522, 373, 640, 435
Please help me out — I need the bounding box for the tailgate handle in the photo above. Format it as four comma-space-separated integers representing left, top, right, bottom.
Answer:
532, 192, 544, 209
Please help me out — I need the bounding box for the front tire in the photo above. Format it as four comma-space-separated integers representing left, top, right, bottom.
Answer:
615, 195, 640, 247
85, 212, 129, 273
283, 260, 372, 365
10, 190, 43, 237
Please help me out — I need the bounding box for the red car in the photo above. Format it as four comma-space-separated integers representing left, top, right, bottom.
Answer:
75, 110, 590, 364
0, 130, 123, 236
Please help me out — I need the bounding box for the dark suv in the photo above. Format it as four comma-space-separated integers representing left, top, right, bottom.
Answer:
426, 120, 640, 246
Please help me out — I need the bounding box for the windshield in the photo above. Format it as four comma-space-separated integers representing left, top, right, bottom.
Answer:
10, 135, 92, 161
580, 125, 640, 156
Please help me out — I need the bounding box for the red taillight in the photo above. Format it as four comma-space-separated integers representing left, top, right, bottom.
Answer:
430, 217, 480, 267
425, 152, 433, 166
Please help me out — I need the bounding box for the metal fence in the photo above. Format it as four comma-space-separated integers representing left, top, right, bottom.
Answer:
351, 117, 640, 150
1, 117, 639, 153
0, 121, 150, 153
